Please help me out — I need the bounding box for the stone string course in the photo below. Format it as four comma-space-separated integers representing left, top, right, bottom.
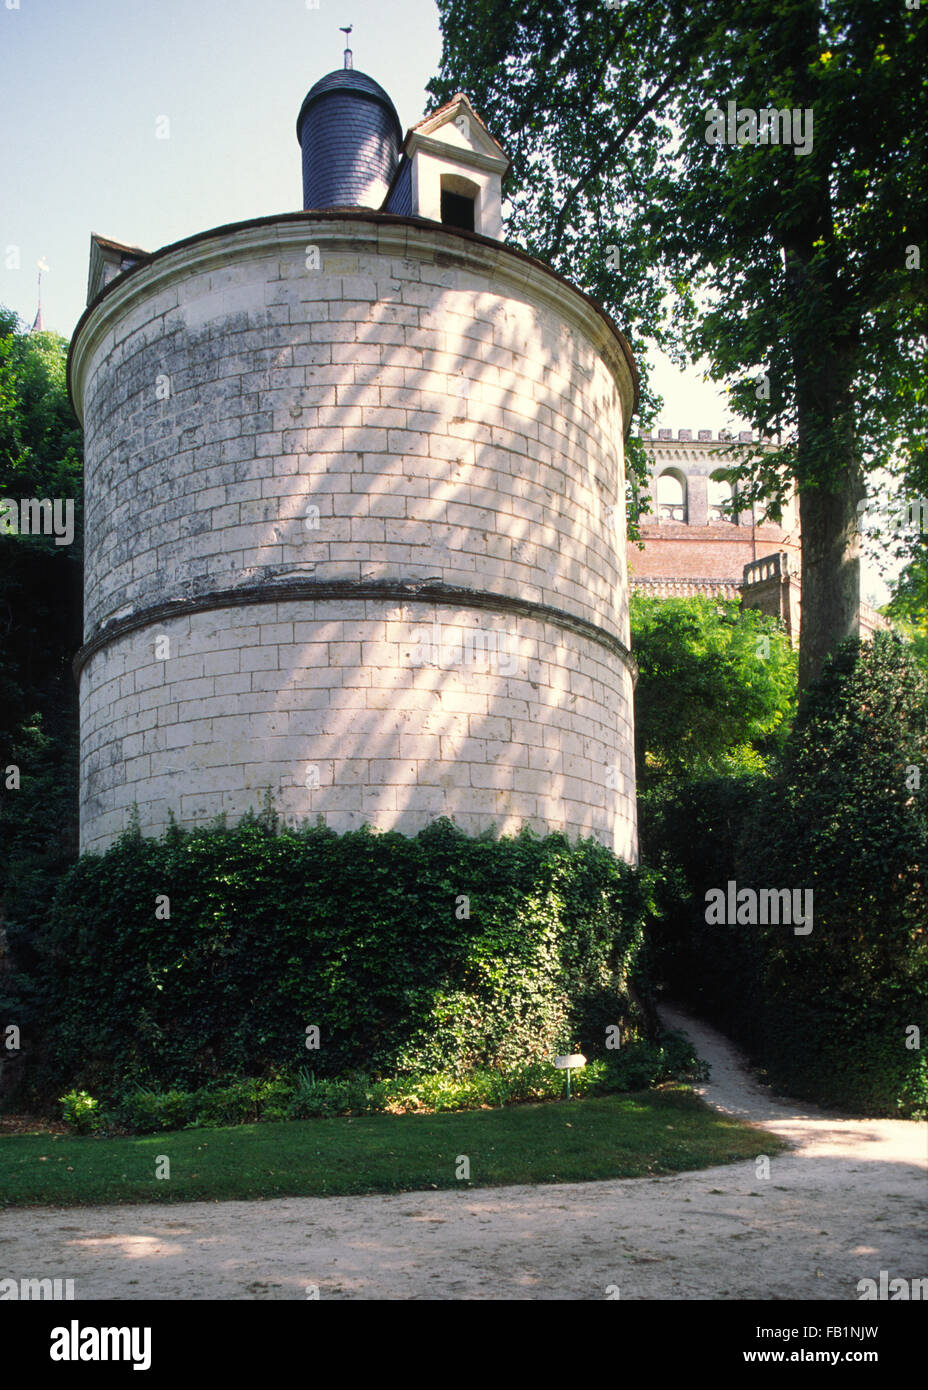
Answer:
630, 577, 742, 599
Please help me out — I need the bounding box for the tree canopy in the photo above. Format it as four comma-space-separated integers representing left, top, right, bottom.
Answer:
630, 595, 797, 785
429, 0, 928, 687
0, 308, 83, 949
0, 306, 82, 739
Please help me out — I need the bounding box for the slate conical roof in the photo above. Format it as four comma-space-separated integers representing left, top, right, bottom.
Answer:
296, 68, 401, 144
296, 67, 403, 211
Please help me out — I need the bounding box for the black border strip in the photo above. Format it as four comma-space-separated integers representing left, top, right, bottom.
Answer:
73, 579, 637, 684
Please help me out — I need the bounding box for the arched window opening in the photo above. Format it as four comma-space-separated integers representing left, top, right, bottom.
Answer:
708, 472, 736, 522
657, 470, 687, 522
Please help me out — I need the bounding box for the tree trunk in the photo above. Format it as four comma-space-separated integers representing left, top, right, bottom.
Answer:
796, 462, 863, 691
779, 0, 867, 692
786, 249, 864, 691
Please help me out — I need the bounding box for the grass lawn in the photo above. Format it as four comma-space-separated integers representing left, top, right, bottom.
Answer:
0, 1087, 782, 1208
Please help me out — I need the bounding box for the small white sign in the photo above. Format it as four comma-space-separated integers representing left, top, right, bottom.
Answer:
554, 1054, 586, 1069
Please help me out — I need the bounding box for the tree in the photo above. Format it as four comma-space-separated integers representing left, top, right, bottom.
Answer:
0, 307, 83, 739
630, 595, 796, 784
429, 0, 928, 688
0, 308, 83, 951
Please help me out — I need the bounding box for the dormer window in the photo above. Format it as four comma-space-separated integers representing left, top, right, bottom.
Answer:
394, 94, 510, 240
86, 234, 148, 306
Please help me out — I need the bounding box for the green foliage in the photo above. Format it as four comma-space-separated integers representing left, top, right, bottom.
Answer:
631, 595, 796, 785
757, 632, 928, 1112
0, 307, 83, 740
885, 595, 928, 679
58, 1089, 102, 1136
31, 818, 653, 1103
0, 308, 82, 1057
110, 1077, 294, 1133
643, 633, 928, 1115
891, 615, 928, 678
652, 1, 927, 493
0, 714, 78, 1025
886, 502, 928, 643
80, 1031, 705, 1136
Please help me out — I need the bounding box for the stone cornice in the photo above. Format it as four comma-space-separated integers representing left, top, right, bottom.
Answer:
73, 579, 638, 685
68, 211, 638, 432
405, 130, 509, 176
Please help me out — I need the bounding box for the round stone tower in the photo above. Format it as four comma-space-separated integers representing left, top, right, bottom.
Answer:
70, 69, 639, 862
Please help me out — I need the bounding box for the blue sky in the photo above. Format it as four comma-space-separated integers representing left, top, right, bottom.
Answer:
1, 0, 740, 434
1, 0, 442, 332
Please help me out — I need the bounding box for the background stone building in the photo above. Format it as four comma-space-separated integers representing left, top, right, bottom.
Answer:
629, 426, 887, 643
628, 425, 800, 606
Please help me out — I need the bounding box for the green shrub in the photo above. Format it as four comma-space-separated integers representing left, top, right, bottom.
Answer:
60, 1030, 704, 1134
110, 1086, 197, 1134
750, 633, 928, 1115
58, 1088, 102, 1134
642, 633, 928, 1117
286, 1070, 392, 1119
34, 818, 652, 1103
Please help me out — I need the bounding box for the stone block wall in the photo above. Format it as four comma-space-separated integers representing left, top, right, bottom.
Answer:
78, 601, 636, 859
71, 214, 638, 859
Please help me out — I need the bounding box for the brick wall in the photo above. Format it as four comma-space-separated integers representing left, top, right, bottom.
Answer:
627, 431, 801, 590
628, 521, 800, 583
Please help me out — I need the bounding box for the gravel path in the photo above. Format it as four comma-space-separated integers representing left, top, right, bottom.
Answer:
3, 1004, 925, 1300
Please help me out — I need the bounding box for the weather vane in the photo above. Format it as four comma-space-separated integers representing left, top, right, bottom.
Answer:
340, 24, 353, 69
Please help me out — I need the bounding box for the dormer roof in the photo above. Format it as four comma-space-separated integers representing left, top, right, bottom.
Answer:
403, 93, 510, 176
87, 234, 149, 306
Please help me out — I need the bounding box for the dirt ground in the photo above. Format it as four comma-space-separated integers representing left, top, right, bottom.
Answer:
2, 1004, 925, 1300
